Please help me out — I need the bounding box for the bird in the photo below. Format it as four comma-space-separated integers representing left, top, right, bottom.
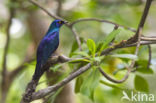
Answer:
33, 19, 67, 81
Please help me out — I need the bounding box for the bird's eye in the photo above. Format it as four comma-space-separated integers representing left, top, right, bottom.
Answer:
58, 21, 62, 24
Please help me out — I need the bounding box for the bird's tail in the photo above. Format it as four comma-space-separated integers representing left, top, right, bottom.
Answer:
23, 64, 43, 102
32, 63, 43, 81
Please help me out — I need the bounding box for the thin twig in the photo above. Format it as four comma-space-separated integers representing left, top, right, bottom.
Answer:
147, 44, 151, 69
99, 67, 131, 83
127, 0, 153, 43
141, 36, 156, 41
69, 18, 136, 32
71, 27, 82, 50
135, 0, 153, 38
28, 0, 65, 21
56, 0, 62, 16
129, 27, 142, 70
129, 0, 152, 69
100, 80, 125, 90
125, 41, 156, 47
1, 4, 15, 79
1, 1, 16, 102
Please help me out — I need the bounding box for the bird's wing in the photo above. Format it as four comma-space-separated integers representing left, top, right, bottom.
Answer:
37, 31, 59, 65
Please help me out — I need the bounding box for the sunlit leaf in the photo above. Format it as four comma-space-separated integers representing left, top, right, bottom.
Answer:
111, 54, 137, 60
71, 51, 90, 57
69, 58, 90, 63
99, 29, 121, 53
87, 39, 96, 57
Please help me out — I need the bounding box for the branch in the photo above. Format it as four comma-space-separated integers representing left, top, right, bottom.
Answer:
31, 63, 91, 100
124, 41, 156, 47
56, 0, 62, 16
141, 36, 156, 41
70, 27, 82, 50
1, 1, 16, 102
127, 0, 153, 43
129, 0, 152, 69
20, 54, 84, 103
1, 3, 15, 79
135, 0, 153, 38
99, 67, 131, 83
129, 27, 142, 71
28, 0, 65, 21
69, 18, 136, 32
147, 44, 151, 69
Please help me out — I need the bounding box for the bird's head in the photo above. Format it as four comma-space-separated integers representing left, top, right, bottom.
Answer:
51, 19, 67, 28
47, 19, 67, 33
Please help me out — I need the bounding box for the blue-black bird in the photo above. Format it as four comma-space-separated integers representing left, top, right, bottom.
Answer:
33, 19, 66, 80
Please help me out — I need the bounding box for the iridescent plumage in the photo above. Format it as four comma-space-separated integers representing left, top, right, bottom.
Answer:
33, 19, 66, 80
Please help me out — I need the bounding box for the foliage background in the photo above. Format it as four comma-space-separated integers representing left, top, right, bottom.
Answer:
0, 0, 156, 103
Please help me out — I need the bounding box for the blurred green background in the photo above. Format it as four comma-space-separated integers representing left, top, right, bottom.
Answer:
0, 0, 156, 103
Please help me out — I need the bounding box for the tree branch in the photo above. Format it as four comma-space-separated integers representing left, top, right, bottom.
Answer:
69, 18, 136, 32
128, 0, 152, 69
70, 27, 82, 50
147, 44, 151, 69
1, 2, 15, 81
99, 67, 131, 83
56, 0, 62, 16
127, 0, 153, 43
28, 0, 65, 21
1, 1, 16, 102
135, 0, 153, 38
31, 63, 91, 100
141, 36, 156, 41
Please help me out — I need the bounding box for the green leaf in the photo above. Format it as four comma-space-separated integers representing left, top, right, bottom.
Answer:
100, 29, 121, 53
71, 51, 90, 57
115, 28, 134, 42
87, 39, 96, 57
96, 42, 104, 52
69, 58, 90, 63
75, 77, 83, 93
80, 68, 100, 101
111, 54, 138, 60
134, 75, 149, 93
